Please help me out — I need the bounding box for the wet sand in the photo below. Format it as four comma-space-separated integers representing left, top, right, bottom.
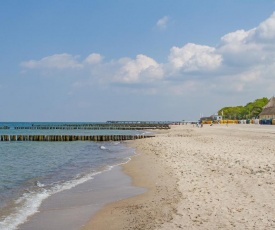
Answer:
18, 166, 145, 230
83, 124, 275, 229
82, 140, 180, 230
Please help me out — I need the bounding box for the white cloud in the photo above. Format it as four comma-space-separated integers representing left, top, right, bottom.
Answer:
168, 43, 222, 72
114, 54, 163, 83
156, 16, 169, 29
253, 12, 275, 42
20, 12, 275, 97
21, 53, 82, 69
84, 53, 103, 64
220, 29, 251, 44
218, 29, 266, 68
217, 12, 275, 69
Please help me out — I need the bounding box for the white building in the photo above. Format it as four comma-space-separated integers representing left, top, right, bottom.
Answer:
211, 114, 223, 121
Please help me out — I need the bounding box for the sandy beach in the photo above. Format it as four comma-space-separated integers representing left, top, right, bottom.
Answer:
83, 124, 275, 229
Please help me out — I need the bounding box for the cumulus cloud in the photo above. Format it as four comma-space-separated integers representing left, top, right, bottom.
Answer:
21, 12, 275, 96
253, 12, 275, 42
218, 12, 275, 68
168, 43, 222, 72
218, 29, 266, 68
21, 53, 83, 69
156, 16, 169, 30
84, 53, 103, 64
114, 55, 163, 83
20, 52, 103, 71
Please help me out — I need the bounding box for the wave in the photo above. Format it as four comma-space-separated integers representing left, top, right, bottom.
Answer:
0, 170, 103, 230
0, 155, 133, 230
0, 137, 135, 230
0, 189, 49, 230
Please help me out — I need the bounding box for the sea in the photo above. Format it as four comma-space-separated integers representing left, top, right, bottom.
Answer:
0, 122, 143, 230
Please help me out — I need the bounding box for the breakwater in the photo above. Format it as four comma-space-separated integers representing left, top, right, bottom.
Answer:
0, 134, 155, 142
13, 123, 170, 130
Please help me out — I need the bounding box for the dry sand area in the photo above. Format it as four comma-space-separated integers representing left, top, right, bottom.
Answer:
83, 124, 275, 229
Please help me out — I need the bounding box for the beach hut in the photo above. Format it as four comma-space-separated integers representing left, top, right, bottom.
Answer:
259, 96, 275, 120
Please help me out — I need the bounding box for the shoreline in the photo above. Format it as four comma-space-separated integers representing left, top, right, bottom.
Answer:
82, 128, 181, 230
83, 124, 275, 229
18, 165, 145, 230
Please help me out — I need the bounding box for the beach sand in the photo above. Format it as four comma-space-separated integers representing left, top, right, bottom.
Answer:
83, 124, 275, 229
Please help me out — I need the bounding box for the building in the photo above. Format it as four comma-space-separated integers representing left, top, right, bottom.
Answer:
200, 114, 222, 122
200, 116, 212, 122
259, 96, 275, 119
211, 114, 223, 121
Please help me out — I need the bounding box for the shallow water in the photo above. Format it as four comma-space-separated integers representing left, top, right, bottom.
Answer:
0, 122, 140, 230
18, 166, 146, 230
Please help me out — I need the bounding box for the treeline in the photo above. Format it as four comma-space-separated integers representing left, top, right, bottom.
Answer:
218, 97, 268, 120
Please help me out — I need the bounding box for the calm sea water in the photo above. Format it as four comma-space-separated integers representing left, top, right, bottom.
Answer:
0, 122, 141, 230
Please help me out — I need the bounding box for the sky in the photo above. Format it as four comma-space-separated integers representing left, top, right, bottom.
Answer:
1, 0, 275, 122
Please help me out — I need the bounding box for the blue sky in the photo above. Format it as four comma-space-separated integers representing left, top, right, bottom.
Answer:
1, 1, 275, 121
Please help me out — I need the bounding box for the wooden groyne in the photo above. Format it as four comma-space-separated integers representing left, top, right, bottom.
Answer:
11, 122, 170, 130
13, 123, 170, 130
0, 134, 155, 142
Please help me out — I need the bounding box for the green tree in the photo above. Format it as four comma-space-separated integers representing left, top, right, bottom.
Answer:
218, 97, 268, 119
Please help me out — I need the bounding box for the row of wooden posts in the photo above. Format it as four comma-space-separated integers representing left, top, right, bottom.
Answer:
0, 134, 155, 142
13, 127, 168, 130
13, 125, 170, 130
